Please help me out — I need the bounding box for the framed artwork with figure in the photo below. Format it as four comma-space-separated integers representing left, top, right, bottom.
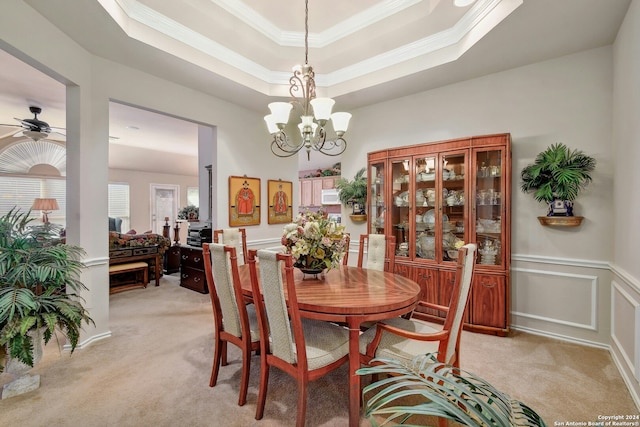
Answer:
229, 175, 261, 226
268, 179, 293, 224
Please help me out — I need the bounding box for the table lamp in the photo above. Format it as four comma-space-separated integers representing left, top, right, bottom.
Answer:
32, 198, 59, 223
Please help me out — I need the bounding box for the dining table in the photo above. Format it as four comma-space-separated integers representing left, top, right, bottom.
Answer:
237, 264, 422, 427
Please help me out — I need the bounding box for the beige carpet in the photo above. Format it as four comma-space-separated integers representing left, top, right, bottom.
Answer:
0, 274, 637, 426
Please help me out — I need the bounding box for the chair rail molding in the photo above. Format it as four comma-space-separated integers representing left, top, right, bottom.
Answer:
512, 253, 609, 270
610, 263, 640, 294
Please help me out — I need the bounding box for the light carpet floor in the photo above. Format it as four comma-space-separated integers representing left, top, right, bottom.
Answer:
0, 274, 637, 426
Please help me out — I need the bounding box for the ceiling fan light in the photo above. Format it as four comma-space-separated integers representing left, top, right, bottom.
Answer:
268, 102, 292, 125
310, 98, 335, 121
24, 130, 48, 141
330, 112, 352, 133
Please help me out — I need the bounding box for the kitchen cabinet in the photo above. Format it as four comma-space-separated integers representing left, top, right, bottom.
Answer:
368, 133, 511, 335
299, 176, 339, 208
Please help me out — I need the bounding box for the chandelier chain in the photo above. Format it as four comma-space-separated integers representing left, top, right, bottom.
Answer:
304, 0, 309, 65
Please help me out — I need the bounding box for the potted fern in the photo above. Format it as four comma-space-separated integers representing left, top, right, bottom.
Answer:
335, 167, 368, 222
0, 208, 94, 397
520, 143, 596, 225
358, 354, 547, 426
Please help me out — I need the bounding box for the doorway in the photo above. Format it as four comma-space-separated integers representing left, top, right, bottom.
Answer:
150, 184, 180, 235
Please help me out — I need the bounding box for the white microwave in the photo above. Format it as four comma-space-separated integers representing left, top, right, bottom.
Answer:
321, 189, 341, 205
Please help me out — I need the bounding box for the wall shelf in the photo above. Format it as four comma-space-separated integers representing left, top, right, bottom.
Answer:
537, 216, 584, 227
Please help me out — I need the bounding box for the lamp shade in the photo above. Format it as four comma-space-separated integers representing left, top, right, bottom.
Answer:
32, 198, 59, 211
264, 115, 279, 134
310, 98, 335, 121
268, 102, 293, 125
330, 112, 352, 133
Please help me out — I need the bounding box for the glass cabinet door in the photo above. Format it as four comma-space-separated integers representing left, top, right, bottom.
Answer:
369, 161, 385, 235
390, 158, 411, 260
474, 149, 505, 267
441, 152, 467, 263
414, 156, 437, 261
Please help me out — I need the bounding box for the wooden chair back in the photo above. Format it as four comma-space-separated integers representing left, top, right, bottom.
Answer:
202, 242, 259, 406
342, 233, 350, 265
357, 234, 396, 272
213, 228, 248, 264
247, 249, 350, 426
440, 243, 476, 365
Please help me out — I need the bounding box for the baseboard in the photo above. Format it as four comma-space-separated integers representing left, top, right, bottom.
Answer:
62, 330, 112, 352
610, 346, 640, 411
511, 325, 609, 350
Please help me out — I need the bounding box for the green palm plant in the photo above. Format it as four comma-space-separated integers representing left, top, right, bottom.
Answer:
335, 167, 367, 213
0, 208, 94, 372
357, 354, 547, 427
520, 143, 596, 203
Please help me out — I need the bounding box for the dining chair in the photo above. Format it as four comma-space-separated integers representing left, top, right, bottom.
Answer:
247, 249, 351, 427
357, 234, 396, 272
342, 232, 350, 265
213, 228, 248, 264
202, 243, 260, 406
359, 243, 477, 369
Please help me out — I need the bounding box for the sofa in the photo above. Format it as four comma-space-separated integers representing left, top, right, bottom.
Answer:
108, 217, 123, 233
108, 231, 171, 288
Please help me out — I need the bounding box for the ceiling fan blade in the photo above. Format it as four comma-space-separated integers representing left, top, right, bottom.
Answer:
0, 127, 22, 139
50, 131, 66, 140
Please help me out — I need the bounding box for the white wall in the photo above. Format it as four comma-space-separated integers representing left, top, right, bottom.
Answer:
611, 0, 640, 407
0, 0, 296, 345
344, 47, 616, 345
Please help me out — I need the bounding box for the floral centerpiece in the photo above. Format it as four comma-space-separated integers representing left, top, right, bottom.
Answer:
281, 211, 348, 273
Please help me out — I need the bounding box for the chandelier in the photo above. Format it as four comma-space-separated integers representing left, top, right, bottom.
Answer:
264, 0, 352, 160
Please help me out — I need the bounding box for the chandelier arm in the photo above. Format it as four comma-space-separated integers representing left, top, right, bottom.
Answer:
271, 136, 303, 158
312, 135, 347, 156
275, 131, 304, 151
271, 132, 306, 157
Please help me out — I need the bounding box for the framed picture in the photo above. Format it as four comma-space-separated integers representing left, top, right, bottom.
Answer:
229, 175, 260, 227
267, 179, 293, 224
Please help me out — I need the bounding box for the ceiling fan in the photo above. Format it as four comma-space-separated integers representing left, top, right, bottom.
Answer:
0, 106, 66, 141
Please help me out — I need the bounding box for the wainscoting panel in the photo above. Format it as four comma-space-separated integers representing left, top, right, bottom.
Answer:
611, 280, 640, 381
512, 267, 598, 330
510, 255, 612, 346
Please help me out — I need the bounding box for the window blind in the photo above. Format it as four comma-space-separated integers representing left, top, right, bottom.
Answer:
108, 183, 130, 232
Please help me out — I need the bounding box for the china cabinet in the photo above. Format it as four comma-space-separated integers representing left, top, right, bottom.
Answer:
368, 133, 511, 335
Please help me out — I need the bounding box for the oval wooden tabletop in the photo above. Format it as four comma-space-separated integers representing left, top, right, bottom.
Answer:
237, 264, 421, 320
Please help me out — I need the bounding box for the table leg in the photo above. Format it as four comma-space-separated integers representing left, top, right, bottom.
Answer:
348, 318, 361, 427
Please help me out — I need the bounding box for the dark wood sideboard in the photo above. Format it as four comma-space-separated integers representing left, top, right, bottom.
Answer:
164, 245, 181, 274
179, 245, 208, 294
